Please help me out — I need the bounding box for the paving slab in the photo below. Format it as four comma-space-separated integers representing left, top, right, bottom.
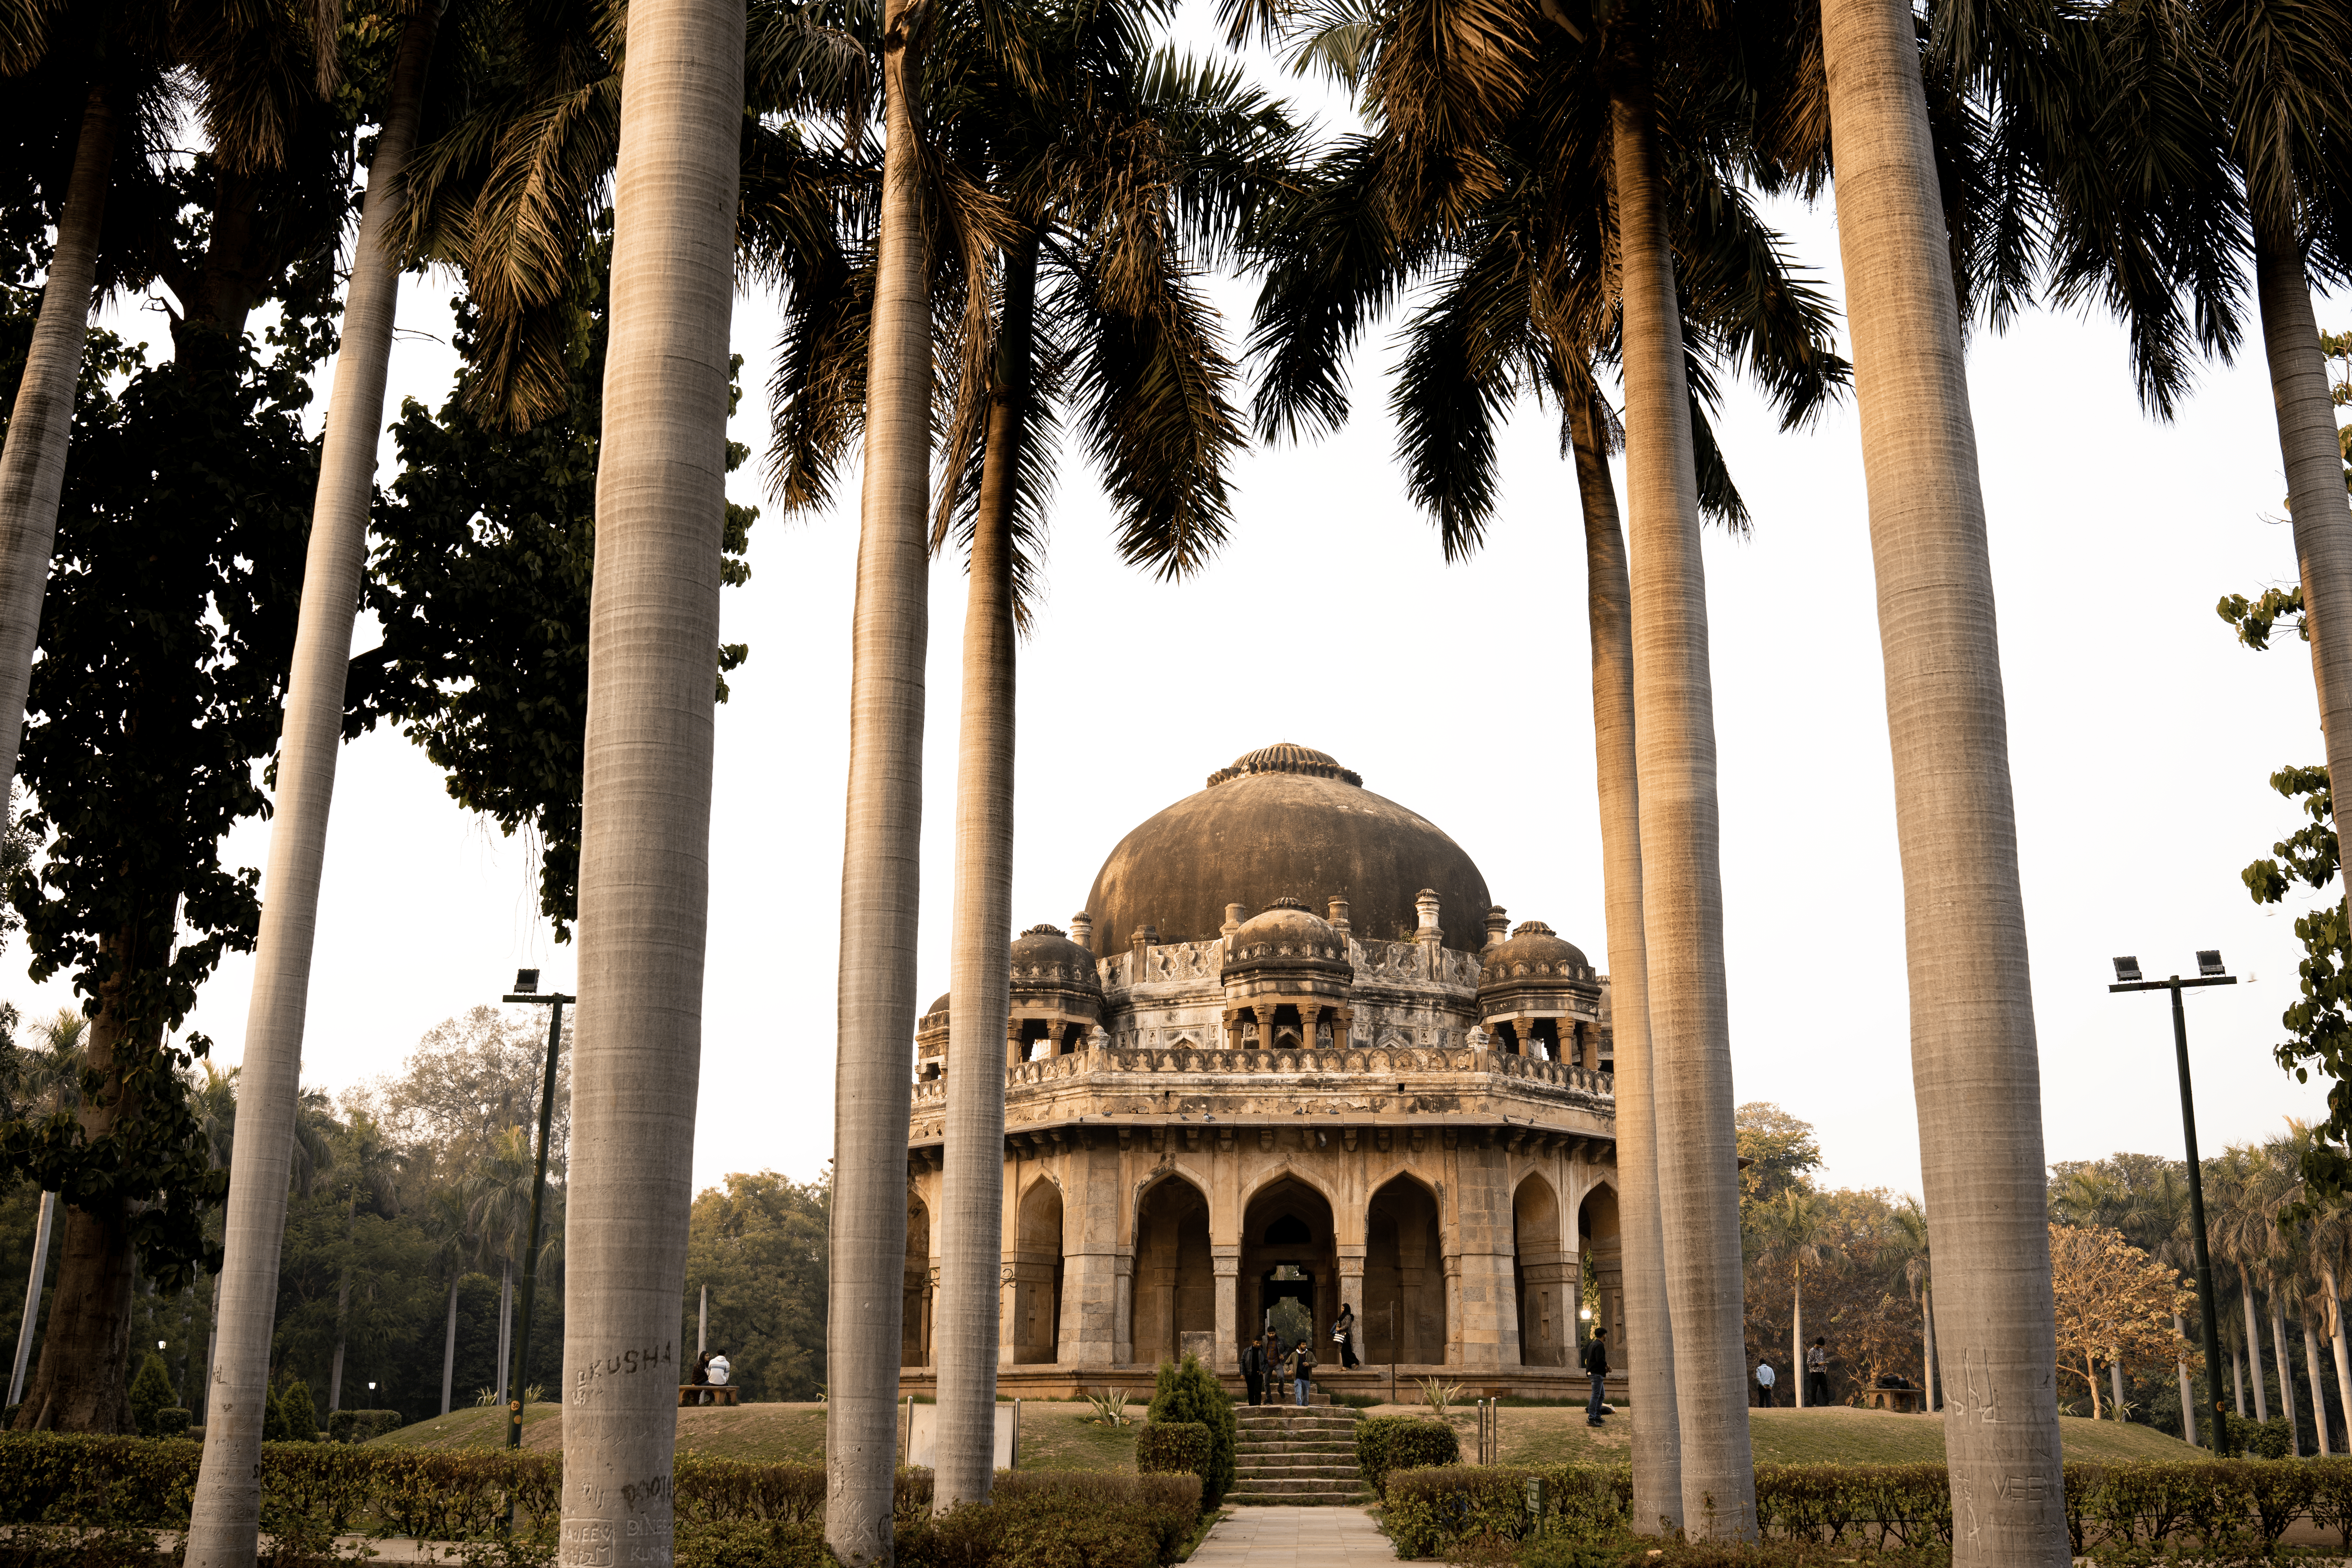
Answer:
1188, 1504, 1392, 1568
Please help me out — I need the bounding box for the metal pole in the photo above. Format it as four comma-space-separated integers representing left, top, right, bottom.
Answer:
507, 996, 567, 1450
2172, 979, 2230, 1457
8, 1190, 55, 1406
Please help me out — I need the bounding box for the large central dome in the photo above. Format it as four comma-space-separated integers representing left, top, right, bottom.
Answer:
1083, 744, 1492, 953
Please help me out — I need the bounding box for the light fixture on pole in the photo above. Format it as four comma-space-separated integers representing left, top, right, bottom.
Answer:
2109, 951, 2235, 1455
500, 967, 573, 1454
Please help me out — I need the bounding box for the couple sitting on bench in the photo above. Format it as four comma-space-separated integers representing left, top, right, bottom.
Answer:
683, 1351, 734, 1406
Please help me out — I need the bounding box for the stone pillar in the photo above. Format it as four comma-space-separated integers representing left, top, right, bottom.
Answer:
998, 1254, 1020, 1368
1442, 1253, 1464, 1366
1449, 1140, 1520, 1368
1113, 1251, 1135, 1365
1006, 1021, 1023, 1069
1416, 888, 1442, 945
1337, 1247, 1367, 1366
1213, 1250, 1241, 1374
1060, 1141, 1123, 1365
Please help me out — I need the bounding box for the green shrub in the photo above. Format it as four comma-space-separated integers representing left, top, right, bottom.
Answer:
1143, 1355, 1233, 1507
897, 1472, 1200, 1568
674, 1518, 834, 1568
2240, 1414, 2295, 1459
1384, 1467, 1536, 1558
1357, 1416, 1460, 1500
153, 1408, 192, 1439
326, 1408, 404, 1443
127, 1354, 173, 1438
1133, 1422, 1210, 1482
2310, 1454, 2352, 1547
277, 1377, 319, 1442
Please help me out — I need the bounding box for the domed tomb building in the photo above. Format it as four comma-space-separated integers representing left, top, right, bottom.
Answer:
901, 745, 1625, 1399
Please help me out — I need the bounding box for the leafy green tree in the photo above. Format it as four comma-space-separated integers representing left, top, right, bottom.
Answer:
680, 1171, 830, 1402
128, 1350, 172, 1437
1734, 1103, 1823, 1210
1146, 1352, 1235, 1505
349, 232, 755, 937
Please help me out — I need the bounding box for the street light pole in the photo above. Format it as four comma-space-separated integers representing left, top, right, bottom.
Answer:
2109, 951, 2235, 1456
500, 968, 572, 1453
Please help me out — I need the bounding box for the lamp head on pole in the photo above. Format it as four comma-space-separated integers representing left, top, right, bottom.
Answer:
2113, 956, 2143, 984
512, 968, 540, 995
2197, 950, 2225, 978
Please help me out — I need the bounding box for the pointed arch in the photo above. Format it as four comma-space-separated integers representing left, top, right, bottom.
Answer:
904, 1192, 933, 1368
1366, 1173, 1447, 1365
1513, 1173, 1568, 1367
1131, 1169, 1213, 1367
1011, 1178, 1064, 1364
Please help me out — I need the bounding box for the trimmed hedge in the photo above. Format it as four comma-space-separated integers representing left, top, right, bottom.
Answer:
1134, 1422, 1211, 1482
898, 1472, 1203, 1568
326, 1408, 404, 1444
1357, 1416, 1461, 1500
153, 1408, 192, 1439
1378, 1456, 2352, 1560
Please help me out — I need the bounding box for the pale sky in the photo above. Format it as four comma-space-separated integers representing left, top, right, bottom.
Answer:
23, 17, 2348, 1206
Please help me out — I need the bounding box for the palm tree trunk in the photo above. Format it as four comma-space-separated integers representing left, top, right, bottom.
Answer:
497, 1259, 514, 1406
2233, 1334, 2246, 1418
329, 1277, 351, 1413
828, 0, 931, 1559
2173, 1313, 2196, 1448
1609, 59, 1753, 1540
2326, 1266, 2350, 1452
0, 83, 114, 802
2305, 1316, 2330, 1455
7, 1190, 54, 1407
547, 0, 744, 1563
1569, 385, 1678, 1533
2108, 1356, 2124, 1421
934, 229, 1036, 1514
1817, 0, 2061, 1555
182, 11, 444, 1550
2253, 228, 2352, 941
441, 1275, 459, 1418
1924, 1283, 1939, 1413
1792, 1278, 1804, 1409
2271, 1294, 2296, 1451
2245, 1289, 2269, 1421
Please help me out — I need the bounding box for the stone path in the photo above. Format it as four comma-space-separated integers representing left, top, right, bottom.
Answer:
1187, 1504, 1394, 1568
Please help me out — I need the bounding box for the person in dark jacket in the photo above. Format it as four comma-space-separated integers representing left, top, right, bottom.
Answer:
1582, 1328, 1610, 1425
1332, 1304, 1359, 1369
1242, 1335, 1267, 1406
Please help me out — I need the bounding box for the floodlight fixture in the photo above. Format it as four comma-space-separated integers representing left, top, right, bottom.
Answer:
512, 967, 540, 995
2114, 956, 2143, 983
157, 1340, 166, 1351
2198, 950, 2225, 978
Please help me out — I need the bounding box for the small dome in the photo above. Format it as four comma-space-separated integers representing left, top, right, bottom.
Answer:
1222, 899, 1353, 983
926, 992, 952, 1019
1010, 925, 1103, 994
1478, 919, 1597, 1007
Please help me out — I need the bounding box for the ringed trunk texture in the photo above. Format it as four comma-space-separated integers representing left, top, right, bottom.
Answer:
2107, 1358, 2123, 1422
934, 233, 1036, 1513
2254, 230, 2352, 933
2245, 1290, 2269, 1421
828, 1, 931, 1558
550, 0, 744, 1564
8, 1189, 55, 1406
0, 84, 114, 801
2328, 1268, 2350, 1450
1819, 0, 2062, 1554
1610, 65, 1754, 1539
2233, 1334, 2246, 1417
1925, 1284, 1939, 1412
183, 10, 443, 1550
1570, 387, 1679, 1533
2271, 1295, 2296, 1449
2305, 1317, 2329, 1455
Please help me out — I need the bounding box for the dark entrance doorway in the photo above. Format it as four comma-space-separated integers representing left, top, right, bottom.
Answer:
1243, 1177, 1337, 1359
1263, 1264, 1315, 1345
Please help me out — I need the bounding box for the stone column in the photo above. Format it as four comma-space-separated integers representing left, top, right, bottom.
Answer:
1337, 1247, 1367, 1367
1442, 1253, 1464, 1366
998, 1254, 1020, 1368
1212, 1249, 1241, 1374
1059, 1140, 1122, 1365
1113, 1251, 1135, 1365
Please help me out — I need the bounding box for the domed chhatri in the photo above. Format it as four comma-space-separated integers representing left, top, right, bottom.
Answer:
901, 744, 1623, 1405
1084, 744, 1492, 954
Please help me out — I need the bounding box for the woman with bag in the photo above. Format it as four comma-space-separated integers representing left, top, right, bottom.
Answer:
1331, 1304, 1358, 1369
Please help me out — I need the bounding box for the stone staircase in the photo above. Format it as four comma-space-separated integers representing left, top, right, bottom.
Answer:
1227, 1405, 1370, 1507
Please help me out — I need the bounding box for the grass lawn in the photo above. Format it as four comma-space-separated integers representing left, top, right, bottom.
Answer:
374, 1399, 1134, 1471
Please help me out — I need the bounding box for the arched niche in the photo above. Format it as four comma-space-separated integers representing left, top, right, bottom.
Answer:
1364, 1174, 1447, 1365
904, 1194, 933, 1368
1242, 1173, 1337, 1357
1513, 1173, 1570, 1367
1131, 1174, 1213, 1367
1011, 1178, 1065, 1364
1576, 1182, 1623, 1364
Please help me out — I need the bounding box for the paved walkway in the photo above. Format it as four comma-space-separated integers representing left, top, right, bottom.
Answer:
1189, 1504, 1393, 1568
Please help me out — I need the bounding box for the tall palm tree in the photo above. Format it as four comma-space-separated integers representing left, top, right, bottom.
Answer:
415, 1172, 476, 1417
5, 1009, 84, 1407
1887, 1202, 1937, 1411
472, 1125, 539, 1407
824, 0, 933, 1548
186, 5, 453, 1549
1753, 1189, 1834, 1407
326, 1114, 404, 1413
545, 7, 744, 1568
1809, 0, 2064, 1543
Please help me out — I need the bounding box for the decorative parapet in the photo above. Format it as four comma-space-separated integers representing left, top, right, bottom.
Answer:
908, 1044, 1612, 1104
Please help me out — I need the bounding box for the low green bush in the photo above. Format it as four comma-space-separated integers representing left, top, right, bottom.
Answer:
153, 1408, 192, 1439
675, 1518, 834, 1568
128, 1354, 174, 1438
1133, 1422, 1210, 1481
1385, 1467, 1540, 1557
326, 1408, 404, 1443
897, 1472, 1201, 1568
277, 1378, 320, 1443
1357, 1417, 1461, 1500
1144, 1355, 1234, 1506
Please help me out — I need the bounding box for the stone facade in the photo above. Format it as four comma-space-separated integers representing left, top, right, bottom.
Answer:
901, 746, 1624, 1399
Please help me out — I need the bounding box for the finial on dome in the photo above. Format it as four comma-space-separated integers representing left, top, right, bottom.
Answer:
1069, 911, 1093, 951
1206, 743, 1364, 789
1484, 906, 1510, 949
1266, 895, 1309, 913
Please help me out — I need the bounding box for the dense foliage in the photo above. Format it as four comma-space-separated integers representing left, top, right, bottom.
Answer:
1143, 1353, 1235, 1505
1133, 1420, 1210, 1480
1354, 1413, 1461, 1498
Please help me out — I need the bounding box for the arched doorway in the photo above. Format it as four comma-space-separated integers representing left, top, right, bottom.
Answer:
1576, 1184, 1623, 1364
1513, 1174, 1569, 1367
1132, 1175, 1213, 1366
1243, 1176, 1337, 1357
904, 1195, 933, 1368
1012, 1179, 1065, 1364
1365, 1175, 1446, 1364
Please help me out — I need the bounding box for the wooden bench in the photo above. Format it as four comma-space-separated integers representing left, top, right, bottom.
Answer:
1862, 1385, 1925, 1413
679, 1385, 740, 1407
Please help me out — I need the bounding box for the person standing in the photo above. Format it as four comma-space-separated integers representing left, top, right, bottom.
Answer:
1581, 1327, 1609, 1426
1755, 1359, 1777, 1408
1289, 1339, 1316, 1407
1262, 1333, 1282, 1404
1805, 1337, 1829, 1408
1242, 1334, 1266, 1407
1332, 1304, 1358, 1370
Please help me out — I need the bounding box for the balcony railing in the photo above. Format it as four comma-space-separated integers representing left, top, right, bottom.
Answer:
910, 1044, 1613, 1105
